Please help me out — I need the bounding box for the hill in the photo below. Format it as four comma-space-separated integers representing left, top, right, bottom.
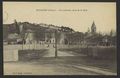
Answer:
3, 22, 75, 40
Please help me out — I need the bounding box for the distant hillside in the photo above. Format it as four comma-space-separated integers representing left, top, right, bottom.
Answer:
3, 22, 75, 40
3, 23, 17, 40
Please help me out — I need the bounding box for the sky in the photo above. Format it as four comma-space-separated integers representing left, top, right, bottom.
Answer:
3, 2, 116, 33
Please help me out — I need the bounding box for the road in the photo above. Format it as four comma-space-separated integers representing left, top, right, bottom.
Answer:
4, 56, 116, 75
43, 47, 75, 57
4, 60, 100, 75
3, 45, 117, 75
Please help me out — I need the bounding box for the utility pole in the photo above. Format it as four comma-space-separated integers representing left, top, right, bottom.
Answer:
21, 39, 24, 50
55, 30, 58, 58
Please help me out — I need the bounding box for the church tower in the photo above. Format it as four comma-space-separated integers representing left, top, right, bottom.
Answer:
91, 21, 96, 34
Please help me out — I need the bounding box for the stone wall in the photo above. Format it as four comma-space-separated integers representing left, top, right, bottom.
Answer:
4, 50, 18, 62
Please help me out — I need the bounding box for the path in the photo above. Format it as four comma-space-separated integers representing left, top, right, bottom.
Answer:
43, 47, 75, 57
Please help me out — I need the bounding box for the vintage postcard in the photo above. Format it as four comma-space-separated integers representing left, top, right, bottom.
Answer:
3, 2, 117, 75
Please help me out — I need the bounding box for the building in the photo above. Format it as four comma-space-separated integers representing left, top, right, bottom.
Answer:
91, 21, 96, 34
45, 28, 67, 45
24, 29, 36, 44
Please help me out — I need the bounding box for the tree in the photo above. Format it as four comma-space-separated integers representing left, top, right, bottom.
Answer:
14, 19, 20, 34
61, 26, 74, 32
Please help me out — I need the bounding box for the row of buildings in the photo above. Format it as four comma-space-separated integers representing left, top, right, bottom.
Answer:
3, 20, 116, 46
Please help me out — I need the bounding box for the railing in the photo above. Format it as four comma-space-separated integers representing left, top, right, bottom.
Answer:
4, 44, 116, 50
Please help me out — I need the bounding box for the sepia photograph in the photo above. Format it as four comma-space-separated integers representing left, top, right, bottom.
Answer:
3, 2, 117, 75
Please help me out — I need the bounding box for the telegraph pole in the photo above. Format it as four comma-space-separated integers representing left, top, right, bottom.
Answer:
55, 30, 58, 58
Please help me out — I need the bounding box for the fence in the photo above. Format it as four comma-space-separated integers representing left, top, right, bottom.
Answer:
4, 44, 86, 50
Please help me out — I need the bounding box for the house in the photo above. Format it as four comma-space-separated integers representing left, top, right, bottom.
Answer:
25, 29, 36, 44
